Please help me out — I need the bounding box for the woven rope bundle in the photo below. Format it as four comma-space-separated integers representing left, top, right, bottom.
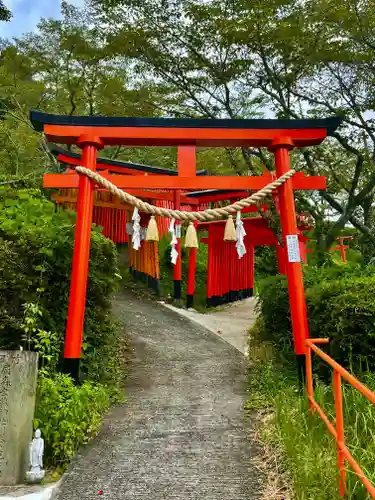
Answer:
75, 166, 295, 223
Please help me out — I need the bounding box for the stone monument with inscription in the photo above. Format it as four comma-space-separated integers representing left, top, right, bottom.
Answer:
0, 351, 38, 486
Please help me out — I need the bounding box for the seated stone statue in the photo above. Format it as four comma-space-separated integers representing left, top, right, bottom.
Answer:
26, 429, 45, 483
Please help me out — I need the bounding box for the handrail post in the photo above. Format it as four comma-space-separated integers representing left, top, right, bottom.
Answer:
333, 369, 346, 497
306, 342, 314, 412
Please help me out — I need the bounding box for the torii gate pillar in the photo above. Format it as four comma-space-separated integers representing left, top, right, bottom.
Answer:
271, 137, 309, 383
63, 135, 103, 380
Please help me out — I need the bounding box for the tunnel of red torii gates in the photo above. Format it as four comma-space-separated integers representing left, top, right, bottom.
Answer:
31, 110, 342, 380
48, 144, 314, 308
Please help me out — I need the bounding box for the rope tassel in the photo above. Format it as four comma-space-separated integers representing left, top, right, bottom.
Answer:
224, 215, 236, 241
185, 222, 198, 248
146, 216, 159, 242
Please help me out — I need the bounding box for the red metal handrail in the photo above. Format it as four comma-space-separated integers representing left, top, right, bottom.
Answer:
305, 338, 375, 498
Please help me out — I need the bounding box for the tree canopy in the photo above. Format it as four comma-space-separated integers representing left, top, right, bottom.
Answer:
1, 0, 374, 255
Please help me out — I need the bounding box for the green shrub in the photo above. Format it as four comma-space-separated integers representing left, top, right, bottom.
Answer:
0, 187, 121, 380
20, 302, 60, 373
34, 374, 119, 469
307, 275, 375, 371
256, 274, 291, 355
257, 264, 375, 371
0, 188, 127, 470
254, 245, 278, 282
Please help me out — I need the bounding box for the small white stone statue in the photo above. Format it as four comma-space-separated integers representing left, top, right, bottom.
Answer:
26, 429, 45, 483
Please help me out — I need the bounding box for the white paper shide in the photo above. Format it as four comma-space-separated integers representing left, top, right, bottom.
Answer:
235, 211, 247, 259
132, 207, 141, 250
169, 219, 179, 265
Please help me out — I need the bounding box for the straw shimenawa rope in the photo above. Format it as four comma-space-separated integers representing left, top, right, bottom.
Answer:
75, 166, 296, 222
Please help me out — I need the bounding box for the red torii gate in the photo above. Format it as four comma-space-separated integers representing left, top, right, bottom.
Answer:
49, 150, 311, 307
30, 110, 342, 380
196, 216, 311, 307
49, 144, 213, 298
48, 144, 207, 246
332, 236, 354, 263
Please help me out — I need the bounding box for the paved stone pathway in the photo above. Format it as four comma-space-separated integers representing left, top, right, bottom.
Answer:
161, 297, 258, 354
55, 292, 262, 499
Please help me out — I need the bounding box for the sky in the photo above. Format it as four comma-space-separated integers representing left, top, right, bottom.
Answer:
1, 0, 85, 39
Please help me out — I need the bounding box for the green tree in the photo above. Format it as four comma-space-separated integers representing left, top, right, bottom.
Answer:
1, 1, 243, 178
0, 1, 11, 21
0, 2, 173, 179
91, 0, 375, 254
0, 42, 50, 183
242, 0, 375, 249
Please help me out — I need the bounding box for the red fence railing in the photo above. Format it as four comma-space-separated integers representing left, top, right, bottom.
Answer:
306, 338, 375, 498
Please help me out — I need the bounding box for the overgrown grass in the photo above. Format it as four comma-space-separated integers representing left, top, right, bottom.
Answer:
247, 319, 375, 500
